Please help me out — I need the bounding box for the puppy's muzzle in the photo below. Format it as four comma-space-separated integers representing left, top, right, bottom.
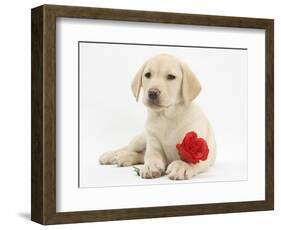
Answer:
148, 88, 161, 100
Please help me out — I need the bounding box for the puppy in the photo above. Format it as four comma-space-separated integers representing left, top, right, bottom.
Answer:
99, 54, 216, 180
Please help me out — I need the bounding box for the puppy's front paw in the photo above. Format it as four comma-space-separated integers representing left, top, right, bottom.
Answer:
166, 160, 194, 180
141, 159, 165, 179
99, 151, 117, 165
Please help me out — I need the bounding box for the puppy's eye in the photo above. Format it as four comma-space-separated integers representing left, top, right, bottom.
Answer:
167, 74, 176, 80
144, 72, 151, 79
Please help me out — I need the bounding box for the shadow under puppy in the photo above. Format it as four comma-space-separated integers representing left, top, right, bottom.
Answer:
99, 54, 216, 180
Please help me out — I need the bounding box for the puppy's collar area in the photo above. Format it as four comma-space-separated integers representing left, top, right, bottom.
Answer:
148, 102, 189, 121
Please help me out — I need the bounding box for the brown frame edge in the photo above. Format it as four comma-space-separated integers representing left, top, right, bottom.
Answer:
31, 4, 274, 225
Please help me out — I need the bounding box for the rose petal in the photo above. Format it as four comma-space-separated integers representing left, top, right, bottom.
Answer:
193, 151, 204, 160
183, 131, 197, 147
197, 138, 209, 161
177, 144, 195, 163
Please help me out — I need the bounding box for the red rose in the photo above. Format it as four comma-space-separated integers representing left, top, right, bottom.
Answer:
176, 131, 209, 164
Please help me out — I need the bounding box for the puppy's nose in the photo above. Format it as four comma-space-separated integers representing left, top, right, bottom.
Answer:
148, 88, 161, 100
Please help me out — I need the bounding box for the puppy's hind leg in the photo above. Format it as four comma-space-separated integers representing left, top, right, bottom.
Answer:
98, 146, 127, 165
99, 133, 146, 166
115, 133, 146, 167
115, 150, 144, 167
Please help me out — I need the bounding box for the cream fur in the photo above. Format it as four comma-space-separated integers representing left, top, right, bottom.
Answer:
99, 54, 216, 180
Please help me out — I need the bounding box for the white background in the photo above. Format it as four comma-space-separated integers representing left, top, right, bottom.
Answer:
79, 42, 248, 187
0, 0, 279, 229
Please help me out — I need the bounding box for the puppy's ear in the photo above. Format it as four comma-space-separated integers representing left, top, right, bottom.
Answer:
131, 62, 145, 101
181, 62, 201, 102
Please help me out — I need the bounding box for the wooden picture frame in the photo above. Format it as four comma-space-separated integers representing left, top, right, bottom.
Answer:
31, 4, 274, 225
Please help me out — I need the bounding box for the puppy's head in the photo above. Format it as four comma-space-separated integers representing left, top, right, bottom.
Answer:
131, 54, 201, 110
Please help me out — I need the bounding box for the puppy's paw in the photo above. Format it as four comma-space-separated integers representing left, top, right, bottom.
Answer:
166, 160, 195, 180
98, 151, 117, 165
141, 158, 165, 179
115, 151, 144, 167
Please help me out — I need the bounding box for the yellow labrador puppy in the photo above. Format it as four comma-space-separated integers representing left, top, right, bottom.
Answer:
99, 54, 216, 180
